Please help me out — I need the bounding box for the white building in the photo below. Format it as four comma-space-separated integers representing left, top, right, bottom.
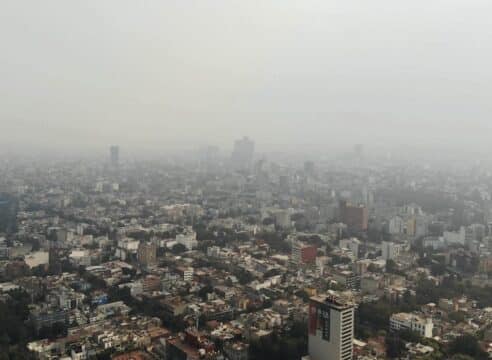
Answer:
443, 227, 466, 246
382, 241, 401, 261
176, 232, 198, 250
388, 216, 405, 235
339, 238, 361, 259
390, 313, 433, 338
415, 216, 428, 237
69, 249, 91, 267
308, 295, 355, 360
183, 267, 194, 282
207, 246, 221, 258
274, 210, 291, 229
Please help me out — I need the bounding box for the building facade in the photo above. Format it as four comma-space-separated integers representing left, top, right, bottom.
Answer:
389, 313, 433, 338
308, 295, 355, 360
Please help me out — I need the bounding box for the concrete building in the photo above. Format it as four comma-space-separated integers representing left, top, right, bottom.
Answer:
389, 313, 433, 338
274, 210, 291, 229
308, 295, 355, 360
443, 227, 466, 246
137, 242, 157, 267
142, 275, 161, 292
176, 232, 198, 251
381, 241, 401, 261
388, 216, 405, 235
332, 270, 361, 291
339, 201, 368, 232
292, 242, 317, 264
339, 238, 361, 259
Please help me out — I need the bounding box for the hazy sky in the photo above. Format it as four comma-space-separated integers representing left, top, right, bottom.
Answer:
2, 1, 492, 154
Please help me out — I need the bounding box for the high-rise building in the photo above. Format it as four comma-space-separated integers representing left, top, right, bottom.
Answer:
231, 137, 255, 170
292, 242, 317, 264
381, 241, 401, 261
110, 145, 120, 167
339, 201, 368, 232
48, 241, 63, 275
308, 295, 355, 360
137, 242, 157, 267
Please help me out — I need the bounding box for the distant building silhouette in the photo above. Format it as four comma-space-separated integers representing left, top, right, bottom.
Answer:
110, 145, 120, 167
231, 137, 254, 171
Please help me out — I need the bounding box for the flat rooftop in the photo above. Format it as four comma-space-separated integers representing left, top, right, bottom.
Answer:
310, 294, 354, 310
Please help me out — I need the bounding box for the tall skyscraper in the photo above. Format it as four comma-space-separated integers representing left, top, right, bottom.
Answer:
48, 241, 63, 275
231, 137, 255, 171
109, 145, 119, 167
308, 295, 355, 360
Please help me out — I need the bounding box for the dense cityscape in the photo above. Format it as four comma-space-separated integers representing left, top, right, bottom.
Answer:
1, 141, 492, 359
3, 1, 492, 359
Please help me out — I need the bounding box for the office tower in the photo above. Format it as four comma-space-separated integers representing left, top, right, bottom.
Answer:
137, 242, 157, 267
109, 145, 120, 167
308, 295, 355, 360
231, 137, 255, 170
48, 241, 63, 275
339, 201, 368, 232
0, 194, 16, 233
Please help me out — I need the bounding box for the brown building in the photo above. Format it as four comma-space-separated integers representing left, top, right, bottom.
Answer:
339, 201, 368, 232
137, 242, 157, 267
143, 275, 161, 293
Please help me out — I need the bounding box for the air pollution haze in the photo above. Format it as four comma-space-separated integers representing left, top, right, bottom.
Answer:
2, 0, 492, 154
4, 3, 492, 360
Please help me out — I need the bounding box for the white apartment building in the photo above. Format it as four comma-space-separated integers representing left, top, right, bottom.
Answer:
390, 313, 433, 338
176, 232, 198, 250
382, 241, 401, 261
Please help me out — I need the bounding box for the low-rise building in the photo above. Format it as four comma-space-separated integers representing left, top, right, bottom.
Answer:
389, 313, 433, 338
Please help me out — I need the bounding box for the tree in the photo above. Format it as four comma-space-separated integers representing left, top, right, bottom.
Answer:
386, 259, 404, 275
448, 334, 488, 359
385, 333, 405, 358
171, 243, 187, 254
399, 329, 422, 343
430, 262, 446, 276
